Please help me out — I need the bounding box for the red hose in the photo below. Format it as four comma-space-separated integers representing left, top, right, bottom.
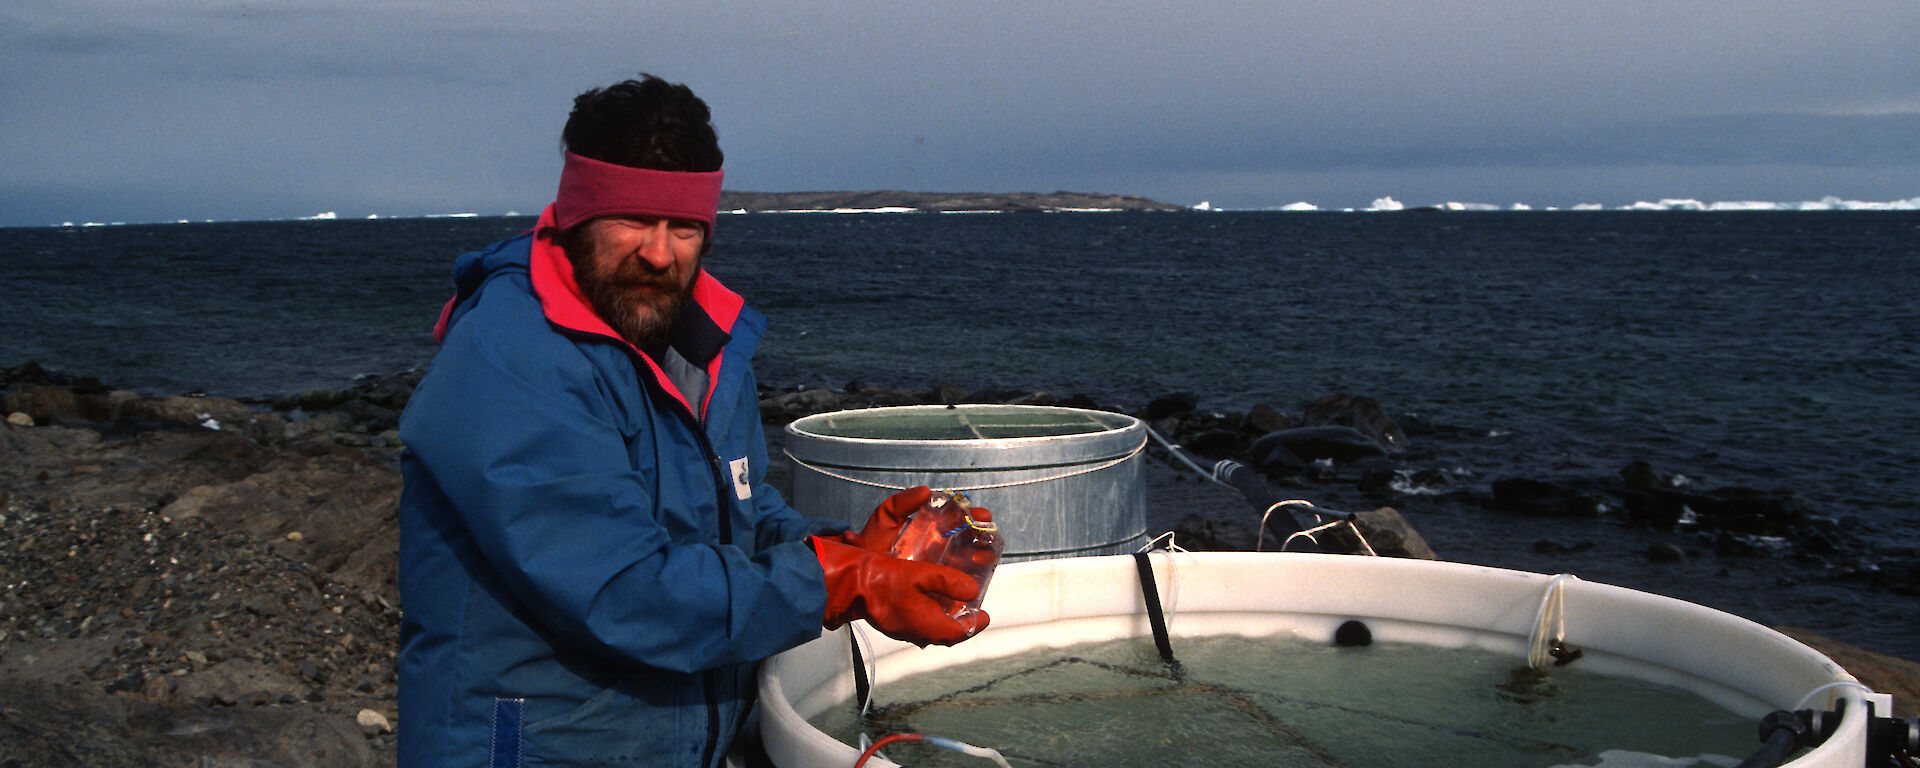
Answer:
853, 733, 924, 768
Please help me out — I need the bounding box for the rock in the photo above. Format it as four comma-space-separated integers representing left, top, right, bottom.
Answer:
1244, 403, 1294, 434
1776, 627, 1920, 718
760, 388, 840, 422
1055, 393, 1103, 410
1181, 429, 1240, 455
930, 382, 968, 405
1347, 507, 1437, 559
284, 411, 347, 441
1169, 513, 1248, 551
346, 373, 418, 411
7, 411, 32, 426
1354, 458, 1398, 493
1143, 392, 1199, 421
1301, 394, 1408, 453
1256, 441, 1308, 475
1648, 542, 1686, 562
334, 399, 399, 431
355, 708, 392, 735
1251, 426, 1388, 464
1621, 487, 1697, 529
174, 659, 309, 710
143, 673, 175, 702
1004, 391, 1057, 406
1617, 460, 1665, 489
1698, 487, 1809, 536
2, 384, 85, 425
1491, 478, 1602, 518
297, 388, 345, 411
1402, 468, 1455, 492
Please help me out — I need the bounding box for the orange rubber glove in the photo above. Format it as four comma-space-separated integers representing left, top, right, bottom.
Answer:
811, 536, 990, 646
839, 486, 933, 552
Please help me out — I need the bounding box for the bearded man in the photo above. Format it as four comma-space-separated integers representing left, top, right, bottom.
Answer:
396, 74, 987, 768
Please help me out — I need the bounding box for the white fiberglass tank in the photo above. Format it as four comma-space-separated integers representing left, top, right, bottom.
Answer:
758, 553, 1874, 768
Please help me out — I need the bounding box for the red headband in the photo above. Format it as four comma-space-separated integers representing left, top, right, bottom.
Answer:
552, 151, 724, 232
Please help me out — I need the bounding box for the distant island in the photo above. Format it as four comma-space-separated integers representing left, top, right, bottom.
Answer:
718, 190, 1185, 213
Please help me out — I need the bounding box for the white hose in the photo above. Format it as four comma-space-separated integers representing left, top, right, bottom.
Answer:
1527, 574, 1579, 671
1143, 425, 1235, 488
1793, 680, 1874, 711
924, 736, 1014, 768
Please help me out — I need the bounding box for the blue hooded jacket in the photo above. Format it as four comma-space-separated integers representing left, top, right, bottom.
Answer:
397, 211, 838, 767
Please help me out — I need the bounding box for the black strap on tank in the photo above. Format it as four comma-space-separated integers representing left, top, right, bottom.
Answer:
1131, 551, 1178, 668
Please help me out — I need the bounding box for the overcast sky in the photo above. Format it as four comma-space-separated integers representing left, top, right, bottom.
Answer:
4, 1, 1917, 226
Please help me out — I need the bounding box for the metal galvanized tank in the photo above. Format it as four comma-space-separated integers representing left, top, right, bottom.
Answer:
782, 404, 1147, 561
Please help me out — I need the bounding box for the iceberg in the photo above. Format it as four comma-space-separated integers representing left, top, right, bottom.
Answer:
1225, 194, 1918, 214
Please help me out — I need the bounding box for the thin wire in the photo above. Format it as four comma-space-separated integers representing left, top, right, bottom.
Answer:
1136, 531, 1190, 554
1254, 500, 1320, 552
1281, 519, 1343, 553
784, 437, 1146, 493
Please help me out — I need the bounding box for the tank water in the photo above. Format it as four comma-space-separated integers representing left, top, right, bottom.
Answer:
810, 634, 1755, 768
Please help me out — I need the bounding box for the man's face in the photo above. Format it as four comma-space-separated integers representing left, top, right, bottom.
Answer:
566, 216, 705, 348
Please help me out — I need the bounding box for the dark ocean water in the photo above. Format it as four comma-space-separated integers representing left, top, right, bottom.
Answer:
4, 211, 1918, 659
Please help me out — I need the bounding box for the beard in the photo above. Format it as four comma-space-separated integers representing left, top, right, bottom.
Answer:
566, 239, 699, 350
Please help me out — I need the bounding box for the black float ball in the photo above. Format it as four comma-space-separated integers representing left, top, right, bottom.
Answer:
1334, 619, 1373, 647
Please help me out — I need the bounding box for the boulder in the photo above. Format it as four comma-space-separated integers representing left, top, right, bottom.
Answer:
1345, 507, 1437, 559
1181, 429, 1240, 455
1143, 392, 1199, 421
175, 659, 309, 708
1301, 394, 1408, 453
1169, 513, 1248, 551
1256, 441, 1309, 475
1697, 487, 1809, 536
1617, 460, 1666, 489
1251, 425, 1388, 464
1243, 403, 1294, 434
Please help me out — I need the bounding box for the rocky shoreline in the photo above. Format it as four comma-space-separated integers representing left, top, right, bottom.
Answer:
3, 363, 1915, 765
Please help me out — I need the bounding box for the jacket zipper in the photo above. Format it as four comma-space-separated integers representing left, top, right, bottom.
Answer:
623, 341, 735, 766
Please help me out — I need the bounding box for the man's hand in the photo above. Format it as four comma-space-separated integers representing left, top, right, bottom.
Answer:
839, 486, 933, 552
811, 536, 990, 646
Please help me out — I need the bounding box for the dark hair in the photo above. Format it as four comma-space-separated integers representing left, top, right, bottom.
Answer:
561, 74, 723, 172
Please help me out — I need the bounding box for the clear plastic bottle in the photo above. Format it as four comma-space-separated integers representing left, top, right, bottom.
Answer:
887, 490, 973, 564
939, 512, 1003, 623
887, 491, 1004, 625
